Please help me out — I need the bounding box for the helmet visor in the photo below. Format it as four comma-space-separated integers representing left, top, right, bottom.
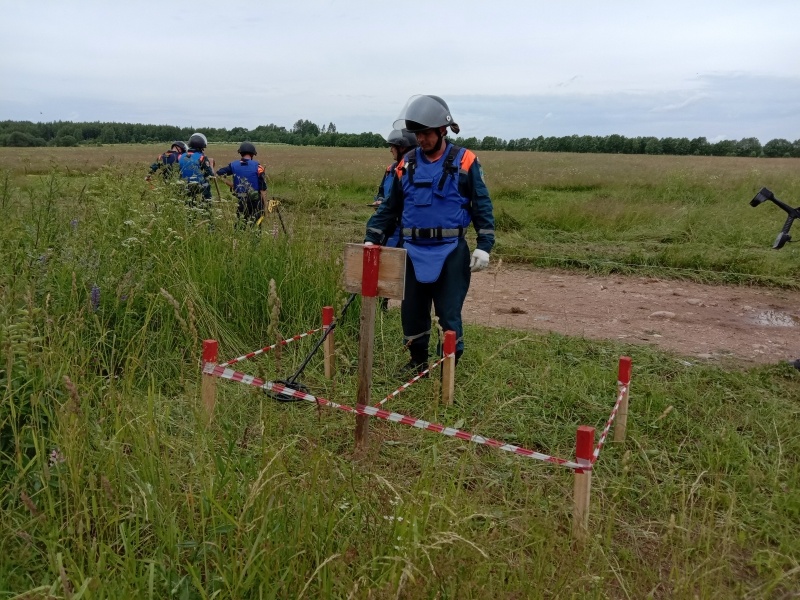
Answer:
393, 95, 456, 132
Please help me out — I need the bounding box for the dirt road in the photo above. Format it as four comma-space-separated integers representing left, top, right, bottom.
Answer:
462, 266, 800, 366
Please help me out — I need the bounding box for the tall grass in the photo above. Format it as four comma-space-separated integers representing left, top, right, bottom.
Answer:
0, 149, 798, 598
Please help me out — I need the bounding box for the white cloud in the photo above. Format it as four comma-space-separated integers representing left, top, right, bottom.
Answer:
650, 94, 711, 113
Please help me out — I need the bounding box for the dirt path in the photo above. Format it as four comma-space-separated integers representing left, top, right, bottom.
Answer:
462, 266, 800, 366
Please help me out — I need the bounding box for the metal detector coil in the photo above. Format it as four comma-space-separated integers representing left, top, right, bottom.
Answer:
263, 294, 357, 402
749, 187, 800, 249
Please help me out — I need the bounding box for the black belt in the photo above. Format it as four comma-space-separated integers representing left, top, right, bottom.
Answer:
402, 226, 464, 240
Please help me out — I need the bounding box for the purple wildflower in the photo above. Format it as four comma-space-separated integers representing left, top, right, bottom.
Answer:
70, 218, 79, 231
90, 284, 100, 312
49, 448, 65, 466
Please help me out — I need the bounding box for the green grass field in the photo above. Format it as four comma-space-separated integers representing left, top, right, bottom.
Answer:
0, 145, 798, 599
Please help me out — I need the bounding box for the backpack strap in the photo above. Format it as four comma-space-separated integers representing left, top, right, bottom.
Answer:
406, 150, 416, 185
437, 144, 462, 191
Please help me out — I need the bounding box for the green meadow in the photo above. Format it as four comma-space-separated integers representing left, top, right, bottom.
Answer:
0, 145, 798, 599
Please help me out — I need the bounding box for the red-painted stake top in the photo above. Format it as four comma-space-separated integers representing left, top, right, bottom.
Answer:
322, 306, 334, 327
443, 330, 456, 354
576, 425, 596, 461
202, 339, 218, 362
618, 356, 632, 385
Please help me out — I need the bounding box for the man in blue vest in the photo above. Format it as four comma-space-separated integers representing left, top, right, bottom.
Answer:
216, 141, 268, 228
179, 132, 215, 208
147, 140, 187, 181
365, 95, 495, 374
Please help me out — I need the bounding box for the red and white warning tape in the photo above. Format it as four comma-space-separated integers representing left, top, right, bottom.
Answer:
203, 362, 585, 470
219, 327, 324, 368
591, 382, 628, 464
376, 355, 448, 406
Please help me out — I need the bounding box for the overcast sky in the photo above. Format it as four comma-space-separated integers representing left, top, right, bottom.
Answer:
2, 1, 799, 143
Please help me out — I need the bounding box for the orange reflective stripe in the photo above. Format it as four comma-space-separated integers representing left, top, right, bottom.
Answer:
459, 149, 476, 174
395, 157, 406, 179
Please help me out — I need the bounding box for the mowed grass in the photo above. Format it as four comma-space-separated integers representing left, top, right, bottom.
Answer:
0, 145, 798, 599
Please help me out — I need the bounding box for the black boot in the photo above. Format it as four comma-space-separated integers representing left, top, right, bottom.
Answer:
402, 346, 429, 378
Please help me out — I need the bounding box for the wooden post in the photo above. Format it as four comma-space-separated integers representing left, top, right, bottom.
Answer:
613, 356, 632, 443
355, 245, 380, 450
322, 306, 335, 379
573, 425, 595, 543
201, 340, 218, 420
441, 330, 456, 405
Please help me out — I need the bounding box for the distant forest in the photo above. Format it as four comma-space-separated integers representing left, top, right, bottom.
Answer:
1, 118, 799, 158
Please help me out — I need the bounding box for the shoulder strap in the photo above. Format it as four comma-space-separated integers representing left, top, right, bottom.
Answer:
437, 144, 462, 191
405, 150, 417, 185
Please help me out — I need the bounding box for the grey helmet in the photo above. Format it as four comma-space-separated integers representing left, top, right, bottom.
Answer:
386, 128, 418, 149
238, 141, 257, 156
171, 141, 188, 153
188, 132, 208, 150
393, 95, 460, 135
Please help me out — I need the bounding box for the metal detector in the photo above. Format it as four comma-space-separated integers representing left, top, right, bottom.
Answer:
265, 293, 358, 402
269, 197, 289, 236
749, 187, 800, 249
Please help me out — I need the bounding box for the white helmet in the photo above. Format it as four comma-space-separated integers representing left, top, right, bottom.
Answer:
394, 95, 460, 134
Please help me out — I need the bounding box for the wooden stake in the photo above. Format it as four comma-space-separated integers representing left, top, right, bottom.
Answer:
573, 425, 595, 543
322, 306, 334, 379
441, 330, 456, 405
613, 356, 632, 443
355, 245, 381, 450
201, 339, 218, 421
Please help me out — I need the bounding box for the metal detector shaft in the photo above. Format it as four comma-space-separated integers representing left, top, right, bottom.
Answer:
284, 293, 358, 385
212, 177, 222, 202
275, 205, 289, 235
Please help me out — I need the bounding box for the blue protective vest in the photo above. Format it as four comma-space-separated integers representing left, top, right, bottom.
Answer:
179, 151, 207, 184
396, 143, 473, 282
229, 159, 261, 197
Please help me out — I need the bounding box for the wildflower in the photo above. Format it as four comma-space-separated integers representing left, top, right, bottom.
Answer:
49, 448, 65, 466
70, 218, 78, 231
90, 284, 100, 312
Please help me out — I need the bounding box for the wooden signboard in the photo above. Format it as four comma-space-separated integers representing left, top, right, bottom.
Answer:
343, 244, 406, 300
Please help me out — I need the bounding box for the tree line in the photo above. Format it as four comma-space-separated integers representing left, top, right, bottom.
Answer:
1, 119, 798, 158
